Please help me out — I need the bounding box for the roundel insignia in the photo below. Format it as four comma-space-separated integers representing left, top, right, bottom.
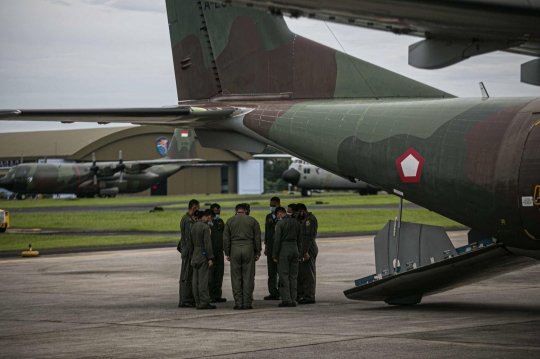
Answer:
27, 176, 33, 183
396, 148, 425, 183
156, 137, 170, 157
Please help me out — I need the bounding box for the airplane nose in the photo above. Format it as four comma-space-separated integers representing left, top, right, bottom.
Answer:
282, 168, 301, 186
0, 177, 13, 191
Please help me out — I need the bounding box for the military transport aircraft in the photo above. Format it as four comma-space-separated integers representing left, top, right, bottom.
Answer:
0, 129, 215, 199
253, 154, 379, 196
0, 1, 539, 303
222, 0, 540, 86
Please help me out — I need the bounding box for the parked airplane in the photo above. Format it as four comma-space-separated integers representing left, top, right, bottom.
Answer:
226, 0, 540, 86
253, 154, 379, 196
1, 1, 539, 302
0, 129, 217, 199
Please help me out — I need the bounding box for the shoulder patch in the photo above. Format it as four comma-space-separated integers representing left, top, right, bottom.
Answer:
305, 220, 310, 226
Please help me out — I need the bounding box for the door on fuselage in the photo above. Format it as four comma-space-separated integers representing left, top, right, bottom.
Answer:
13, 167, 28, 192
519, 115, 540, 239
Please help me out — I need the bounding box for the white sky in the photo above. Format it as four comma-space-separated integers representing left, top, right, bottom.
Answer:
0, 0, 539, 133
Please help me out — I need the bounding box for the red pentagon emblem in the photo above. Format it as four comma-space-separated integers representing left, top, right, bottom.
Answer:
396, 148, 425, 183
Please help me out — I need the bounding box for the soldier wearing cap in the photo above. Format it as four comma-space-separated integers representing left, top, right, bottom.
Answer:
209, 203, 226, 303
272, 207, 302, 307
296, 203, 318, 304
223, 203, 262, 310
188, 209, 216, 310
178, 199, 199, 308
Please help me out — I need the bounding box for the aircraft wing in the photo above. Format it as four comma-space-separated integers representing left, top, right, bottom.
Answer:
228, 0, 540, 85
93, 159, 225, 175
252, 154, 293, 159
0, 106, 244, 126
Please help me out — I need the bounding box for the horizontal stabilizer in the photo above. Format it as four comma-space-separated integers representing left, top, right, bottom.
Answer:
0, 106, 241, 126
344, 221, 538, 305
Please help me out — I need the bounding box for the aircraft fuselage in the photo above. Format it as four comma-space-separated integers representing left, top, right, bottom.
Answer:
222, 97, 540, 254
0, 163, 182, 196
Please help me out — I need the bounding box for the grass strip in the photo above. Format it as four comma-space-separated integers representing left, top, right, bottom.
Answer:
8, 209, 461, 233
0, 192, 400, 209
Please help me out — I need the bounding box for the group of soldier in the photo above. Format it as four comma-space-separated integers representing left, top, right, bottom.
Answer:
177, 197, 318, 310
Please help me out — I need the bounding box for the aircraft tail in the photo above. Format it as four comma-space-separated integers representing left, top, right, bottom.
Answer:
165, 128, 197, 160
165, 0, 452, 101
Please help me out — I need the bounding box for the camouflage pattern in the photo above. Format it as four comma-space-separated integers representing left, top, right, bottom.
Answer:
166, 0, 451, 101
165, 1, 540, 253
0, 128, 196, 197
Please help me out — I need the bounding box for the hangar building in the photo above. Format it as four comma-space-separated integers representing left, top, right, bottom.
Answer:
0, 126, 262, 196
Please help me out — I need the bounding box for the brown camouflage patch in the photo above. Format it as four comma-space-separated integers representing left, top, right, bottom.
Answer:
172, 34, 218, 100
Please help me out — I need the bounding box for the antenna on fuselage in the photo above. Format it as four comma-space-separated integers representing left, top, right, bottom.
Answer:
479, 82, 489, 100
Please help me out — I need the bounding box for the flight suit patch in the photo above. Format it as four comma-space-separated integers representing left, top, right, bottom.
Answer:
305, 221, 310, 226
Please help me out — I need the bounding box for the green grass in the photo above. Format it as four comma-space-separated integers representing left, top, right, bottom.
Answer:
9, 209, 461, 233
0, 192, 406, 209
0, 234, 174, 252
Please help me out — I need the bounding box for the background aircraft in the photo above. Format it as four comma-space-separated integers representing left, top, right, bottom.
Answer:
224, 0, 540, 86
253, 154, 379, 196
1, 0, 538, 301
0, 128, 217, 199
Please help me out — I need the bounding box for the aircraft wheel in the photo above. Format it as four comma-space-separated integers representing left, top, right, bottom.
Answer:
0, 227, 6, 233
368, 189, 379, 195
358, 189, 368, 196
16, 193, 26, 200
301, 188, 312, 197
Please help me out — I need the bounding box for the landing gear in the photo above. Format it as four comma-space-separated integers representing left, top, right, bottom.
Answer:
15, 193, 26, 200
358, 189, 368, 196
301, 188, 312, 197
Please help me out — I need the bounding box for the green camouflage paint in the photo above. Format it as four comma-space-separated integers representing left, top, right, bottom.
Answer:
164, 1, 540, 249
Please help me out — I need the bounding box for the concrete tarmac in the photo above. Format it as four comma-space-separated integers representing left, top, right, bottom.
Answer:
1, 231, 539, 358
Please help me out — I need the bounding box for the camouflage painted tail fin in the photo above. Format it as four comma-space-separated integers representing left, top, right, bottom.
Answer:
165, 128, 197, 159
166, 0, 452, 100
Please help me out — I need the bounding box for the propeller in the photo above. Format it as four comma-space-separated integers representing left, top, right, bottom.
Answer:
91, 152, 98, 185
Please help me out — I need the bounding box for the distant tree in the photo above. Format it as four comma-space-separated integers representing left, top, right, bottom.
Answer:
259, 147, 290, 192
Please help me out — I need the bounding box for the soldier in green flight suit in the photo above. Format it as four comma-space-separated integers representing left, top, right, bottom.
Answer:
209, 203, 227, 303
223, 203, 262, 310
264, 196, 281, 300
272, 207, 302, 307
188, 209, 216, 310
296, 203, 318, 304
178, 199, 199, 308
